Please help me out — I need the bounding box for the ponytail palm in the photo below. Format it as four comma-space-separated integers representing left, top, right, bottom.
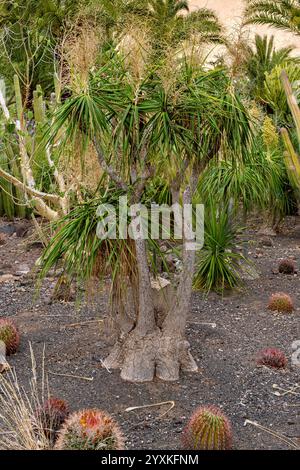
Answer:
41, 52, 252, 382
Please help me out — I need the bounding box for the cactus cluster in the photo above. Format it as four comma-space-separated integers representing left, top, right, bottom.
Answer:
256, 348, 287, 369
0, 318, 20, 355
37, 397, 69, 445
181, 405, 232, 450
55, 409, 124, 450
268, 292, 294, 313
278, 258, 296, 274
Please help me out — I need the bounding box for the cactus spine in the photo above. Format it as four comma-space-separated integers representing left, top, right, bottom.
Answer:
182, 405, 232, 450
0, 318, 20, 355
55, 409, 125, 450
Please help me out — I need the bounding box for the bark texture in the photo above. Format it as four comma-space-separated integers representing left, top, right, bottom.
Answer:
103, 185, 198, 382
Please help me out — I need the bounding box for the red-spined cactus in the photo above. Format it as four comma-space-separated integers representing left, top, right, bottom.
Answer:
55, 409, 124, 450
0, 318, 20, 355
268, 292, 294, 313
182, 405, 232, 450
278, 259, 296, 274
256, 348, 287, 369
37, 397, 69, 445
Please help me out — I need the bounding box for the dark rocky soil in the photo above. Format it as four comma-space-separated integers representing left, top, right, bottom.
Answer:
0, 217, 299, 450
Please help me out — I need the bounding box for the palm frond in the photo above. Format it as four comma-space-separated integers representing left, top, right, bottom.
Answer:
245, 0, 300, 35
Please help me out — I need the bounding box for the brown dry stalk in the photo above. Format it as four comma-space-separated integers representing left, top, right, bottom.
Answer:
64, 319, 104, 328
125, 401, 175, 418
244, 420, 299, 450
273, 383, 300, 397
47, 370, 94, 382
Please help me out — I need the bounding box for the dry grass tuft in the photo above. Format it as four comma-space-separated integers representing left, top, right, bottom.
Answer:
0, 345, 54, 450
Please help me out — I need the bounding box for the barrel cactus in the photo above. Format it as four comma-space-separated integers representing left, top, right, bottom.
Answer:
256, 348, 287, 369
0, 318, 20, 355
278, 259, 296, 274
182, 405, 232, 450
55, 409, 124, 450
37, 397, 69, 445
268, 292, 294, 313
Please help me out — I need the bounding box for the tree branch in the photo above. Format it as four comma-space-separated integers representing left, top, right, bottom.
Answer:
93, 138, 128, 191
0, 167, 61, 205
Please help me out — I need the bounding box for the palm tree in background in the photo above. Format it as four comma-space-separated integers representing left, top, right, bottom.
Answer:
147, 0, 224, 48
245, 34, 295, 99
245, 0, 300, 36
0, 0, 83, 101
148, 0, 189, 21
97, 0, 223, 48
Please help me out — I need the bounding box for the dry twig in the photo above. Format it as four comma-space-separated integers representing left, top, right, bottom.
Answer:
65, 319, 104, 328
125, 401, 175, 418
47, 370, 94, 382
244, 420, 299, 449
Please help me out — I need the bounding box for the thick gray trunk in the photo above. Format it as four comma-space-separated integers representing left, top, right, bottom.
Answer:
103, 187, 198, 382
157, 185, 198, 381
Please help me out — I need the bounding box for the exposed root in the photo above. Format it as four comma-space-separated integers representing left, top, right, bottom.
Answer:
102, 330, 198, 383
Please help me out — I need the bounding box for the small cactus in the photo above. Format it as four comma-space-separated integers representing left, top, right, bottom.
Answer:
256, 348, 287, 369
278, 259, 296, 274
0, 318, 20, 355
268, 292, 294, 313
182, 405, 232, 450
55, 409, 124, 450
37, 397, 69, 445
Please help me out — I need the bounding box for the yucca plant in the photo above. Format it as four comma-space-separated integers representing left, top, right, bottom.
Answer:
198, 121, 293, 226
193, 203, 246, 293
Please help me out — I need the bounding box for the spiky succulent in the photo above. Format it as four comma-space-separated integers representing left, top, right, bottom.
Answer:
256, 348, 287, 369
278, 259, 296, 274
268, 292, 294, 313
0, 318, 20, 355
37, 397, 69, 445
55, 409, 124, 450
182, 405, 232, 450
